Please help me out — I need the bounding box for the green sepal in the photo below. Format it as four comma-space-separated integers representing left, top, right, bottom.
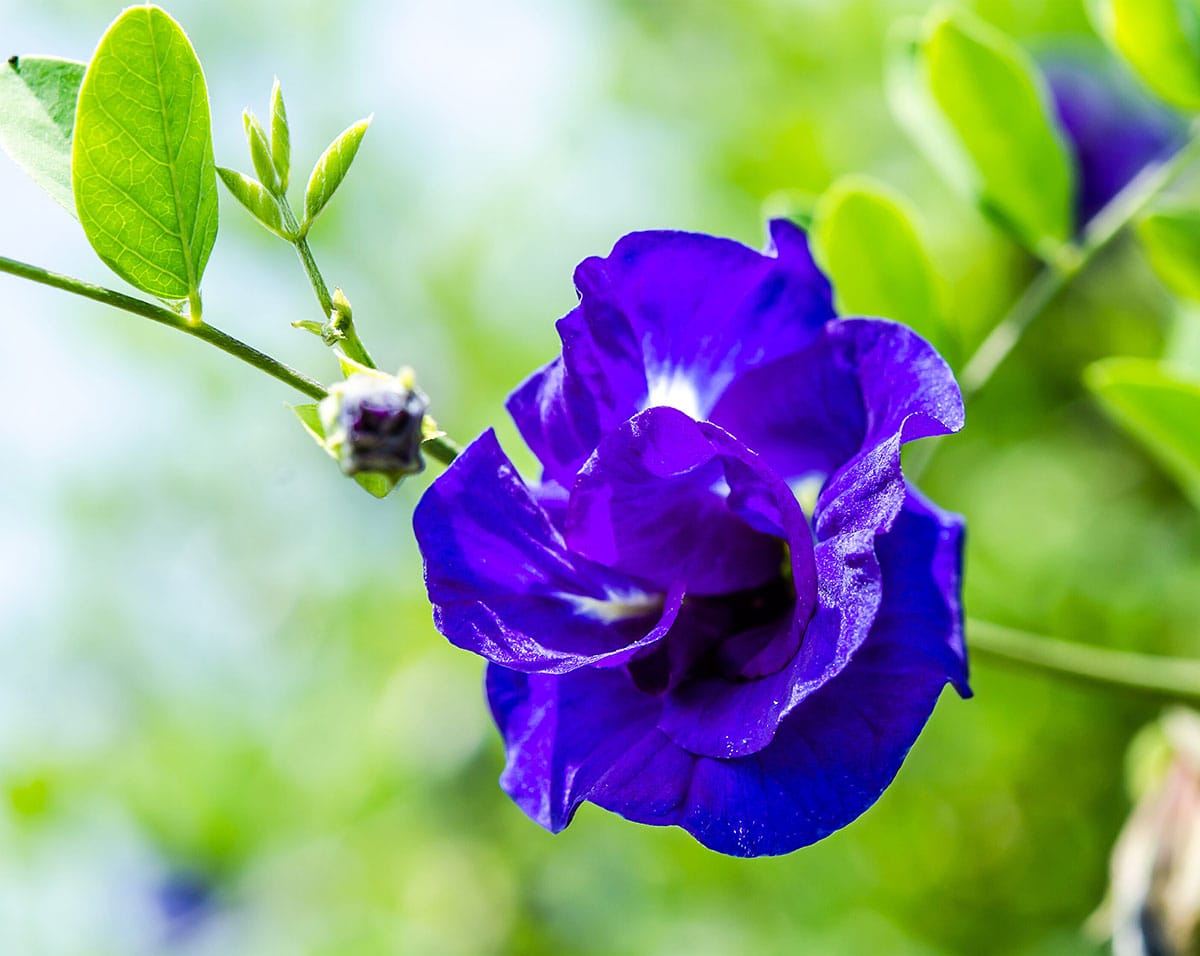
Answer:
887, 7, 1074, 260
290, 402, 401, 499
243, 109, 279, 194
810, 174, 955, 362
269, 78, 290, 194
216, 166, 289, 238
0, 55, 85, 214
302, 116, 371, 233
1085, 357, 1200, 509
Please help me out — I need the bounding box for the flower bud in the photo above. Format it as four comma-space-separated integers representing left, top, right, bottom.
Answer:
1095, 709, 1200, 956
318, 371, 429, 479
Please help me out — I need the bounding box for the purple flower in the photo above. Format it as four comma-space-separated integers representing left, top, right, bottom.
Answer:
1043, 51, 1184, 226
414, 220, 969, 856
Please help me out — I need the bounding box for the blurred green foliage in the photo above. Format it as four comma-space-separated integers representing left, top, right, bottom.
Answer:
1, 0, 1199, 954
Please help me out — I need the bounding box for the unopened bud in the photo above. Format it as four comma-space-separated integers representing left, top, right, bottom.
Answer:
318, 372, 428, 479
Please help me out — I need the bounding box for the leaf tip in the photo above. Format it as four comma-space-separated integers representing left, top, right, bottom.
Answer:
6, 55, 17, 68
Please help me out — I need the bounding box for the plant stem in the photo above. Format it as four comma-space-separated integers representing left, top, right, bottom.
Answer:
968, 618, 1200, 706
279, 199, 376, 369
423, 433, 462, 466
0, 255, 327, 401
960, 120, 1200, 397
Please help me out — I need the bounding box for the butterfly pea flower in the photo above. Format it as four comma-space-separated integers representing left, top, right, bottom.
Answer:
1042, 51, 1185, 227
414, 220, 968, 856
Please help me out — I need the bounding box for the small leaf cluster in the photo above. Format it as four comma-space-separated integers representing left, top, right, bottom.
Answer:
220, 80, 371, 242
0, 4, 410, 496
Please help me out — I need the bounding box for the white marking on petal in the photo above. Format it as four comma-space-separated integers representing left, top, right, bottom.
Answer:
645, 370, 702, 420
789, 472, 824, 518
560, 588, 664, 623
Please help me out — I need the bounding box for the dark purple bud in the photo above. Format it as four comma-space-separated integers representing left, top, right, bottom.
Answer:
319, 372, 429, 478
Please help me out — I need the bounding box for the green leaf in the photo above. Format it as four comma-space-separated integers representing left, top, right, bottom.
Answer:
72, 5, 219, 313
242, 109, 278, 194
290, 403, 400, 499
1167, 305, 1200, 376
302, 116, 371, 232
269, 78, 290, 194
1137, 207, 1200, 301
0, 55, 85, 213
216, 167, 288, 237
1086, 358, 1200, 508
888, 8, 1074, 259
810, 174, 955, 362
1089, 0, 1200, 110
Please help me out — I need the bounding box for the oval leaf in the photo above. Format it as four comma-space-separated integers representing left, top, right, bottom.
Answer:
811, 174, 954, 362
888, 8, 1074, 259
0, 56, 85, 213
1137, 207, 1200, 301
1090, 0, 1200, 110
73, 5, 219, 309
216, 166, 287, 237
1086, 358, 1200, 508
303, 116, 371, 231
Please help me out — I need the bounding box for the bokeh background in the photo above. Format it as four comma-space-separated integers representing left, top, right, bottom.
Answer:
1, 0, 1198, 953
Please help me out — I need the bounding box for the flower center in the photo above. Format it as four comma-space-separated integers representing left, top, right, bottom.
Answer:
626, 546, 798, 696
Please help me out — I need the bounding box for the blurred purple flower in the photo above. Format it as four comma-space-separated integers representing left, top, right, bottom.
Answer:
155, 869, 215, 942
414, 220, 969, 856
1043, 52, 1185, 226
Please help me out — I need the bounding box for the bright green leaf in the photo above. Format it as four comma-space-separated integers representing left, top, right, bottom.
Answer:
888, 8, 1074, 259
0, 55, 85, 213
302, 116, 371, 232
1086, 358, 1200, 508
72, 5, 218, 314
216, 167, 288, 237
1137, 207, 1200, 301
1167, 305, 1200, 376
290, 403, 400, 499
811, 174, 955, 362
1089, 0, 1200, 110
269, 78, 290, 194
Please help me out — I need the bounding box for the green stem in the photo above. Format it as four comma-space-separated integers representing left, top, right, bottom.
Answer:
423, 433, 462, 466
279, 199, 376, 369
969, 618, 1200, 706
0, 255, 327, 401
960, 120, 1200, 398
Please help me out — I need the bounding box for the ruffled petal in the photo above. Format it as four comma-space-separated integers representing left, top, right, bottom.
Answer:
597, 493, 965, 855
709, 318, 963, 491
656, 321, 963, 758
565, 406, 814, 598
415, 430, 682, 673
507, 220, 835, 483
485, 487, 966, 849
487, 664, 662, 833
